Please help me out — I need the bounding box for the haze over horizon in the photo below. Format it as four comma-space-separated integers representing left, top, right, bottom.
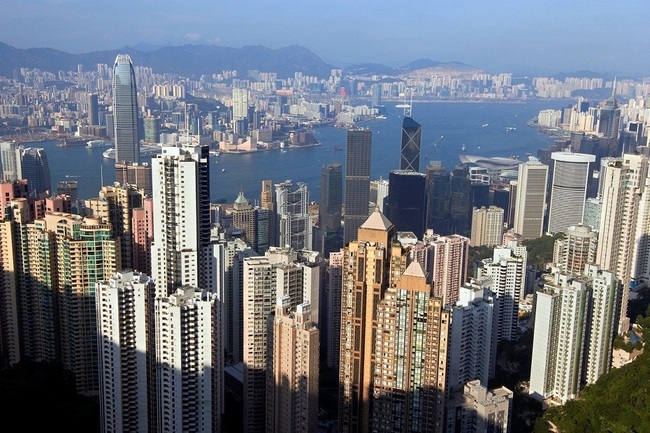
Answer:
2, 0, 649, 77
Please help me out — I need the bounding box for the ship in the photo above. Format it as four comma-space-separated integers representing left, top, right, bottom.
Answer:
103, 144, 163, 159
86, 139, 112, 148
506, 126, 516, 132
375, 114, 387, 120
57, 138, 88, 147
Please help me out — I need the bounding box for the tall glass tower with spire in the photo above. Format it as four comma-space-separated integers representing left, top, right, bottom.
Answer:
112, 54, 140, 165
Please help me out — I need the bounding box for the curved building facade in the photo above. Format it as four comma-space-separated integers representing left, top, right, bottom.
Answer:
112, 54, 140, 164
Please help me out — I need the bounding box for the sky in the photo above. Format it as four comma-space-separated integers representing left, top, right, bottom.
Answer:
2, 0, 649, 77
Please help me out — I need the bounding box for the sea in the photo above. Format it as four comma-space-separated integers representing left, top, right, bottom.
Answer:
23, 99, 569, 204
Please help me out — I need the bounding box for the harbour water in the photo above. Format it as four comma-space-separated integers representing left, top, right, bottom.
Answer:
24, 100, 569, 203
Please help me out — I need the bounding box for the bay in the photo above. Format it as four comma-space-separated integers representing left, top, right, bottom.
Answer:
25, 100, 568, 204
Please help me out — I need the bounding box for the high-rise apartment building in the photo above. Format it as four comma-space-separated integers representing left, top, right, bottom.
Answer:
155, 287, 221, 433
151, 144, 210, 297
267, 299, 319, 433
372, 262, 449, 432
470, 205, 504, 247
338, 210, 450, 433
243, 248, 321, 433
232, 88, 250, 122
596, 154, 648, 334
231, 191, 271, 255
553, 224, 597, 275
326, 250, 343, 369
482, 241, 527, 342
547, 152, 595, 234
96, 271, 152, 433
0, 141, 20, 181
529, 266, 618, 405
513, 160, 548, 240
112, 54, 140, 165
427, 232, 470, 306
132, 197, 154, 276
275, 180, 314, 251
85, 183, 145, 272
115, 162, 153, 197
400, 116, 422, 172
343, 128, 372, 245
448, 278, 498, 391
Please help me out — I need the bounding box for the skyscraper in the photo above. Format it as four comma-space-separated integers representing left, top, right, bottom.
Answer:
151, 144, 211, 297
513, 160, 548, 240
344, 128, 371, 245
470, 206, 504, 247
112, 54, 140, 165
318, 162, 343, 255
275, 180, 314, 251
17, 147, 51, 195
384, 169, 426, 238
547, 152, 595, 235
400, 116, 422, 172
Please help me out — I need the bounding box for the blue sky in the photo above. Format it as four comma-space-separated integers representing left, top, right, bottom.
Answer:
2, 0, 649, 76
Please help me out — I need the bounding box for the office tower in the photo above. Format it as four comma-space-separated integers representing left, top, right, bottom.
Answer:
583, 197, 602, 231
338, 209, 399, 433
507, 180, 518, 228
105, 113, 115, 139
275, 180, 314, 251
112, 54, 140, 164
596, 154, 648, 334
427, 233, 470, 306
470, 206, 504, 247
267, 299, 319, 433
425, 163, 451, 235
400, 116, 422, 172
529, 266, 618, 405
85, 183, 144, 271
448, 278, 498, 391
14, 147, 50, 196
155, 287, 220, 432
371, 261, 449, 432
243, 248, 321, 433
369, 177, 389, 212
482, 241, 527, 342
597, 84, 621, 142
151, 144, 210, 297
450, 165, 472, 237
88, 93, 99, 125
384, 169, 426, 238
231, 191, 272, 255
343, 128, 372, 245
115, 162, 153, 197
319, 162, 343, 255
371, 83, 381, 108
260, 180, 276, 245
132, 197, 153, 276
96, 271, 152, 433
446, 381, 513, 433
513, 160, 548, 239
326, 250, 343, 369
547, 152, 595, 234
0, 141, 20, 181
553, 224, 597, 274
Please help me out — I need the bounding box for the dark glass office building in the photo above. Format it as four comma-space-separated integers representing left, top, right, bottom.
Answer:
319, 162, 343, 254
400, 116, 422, 172
384, 170, 426, 238
344, 128, 372, 245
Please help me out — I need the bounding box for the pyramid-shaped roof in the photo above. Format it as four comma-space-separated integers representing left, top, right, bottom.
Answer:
403, 261, 426, 278
360, 207, 393, 231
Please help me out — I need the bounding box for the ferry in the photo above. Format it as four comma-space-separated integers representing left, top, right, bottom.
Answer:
87, 139, 112, 148
375, 114, 387, 120
506, 126, 516, 132
103, 144, 163, 159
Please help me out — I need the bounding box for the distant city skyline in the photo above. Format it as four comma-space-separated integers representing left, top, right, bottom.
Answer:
2, 1, 648, 77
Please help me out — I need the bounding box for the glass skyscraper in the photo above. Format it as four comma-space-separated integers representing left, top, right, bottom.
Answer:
344, 128, 372, 245
112, 54, 140, 164
400, 116, 422, 172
